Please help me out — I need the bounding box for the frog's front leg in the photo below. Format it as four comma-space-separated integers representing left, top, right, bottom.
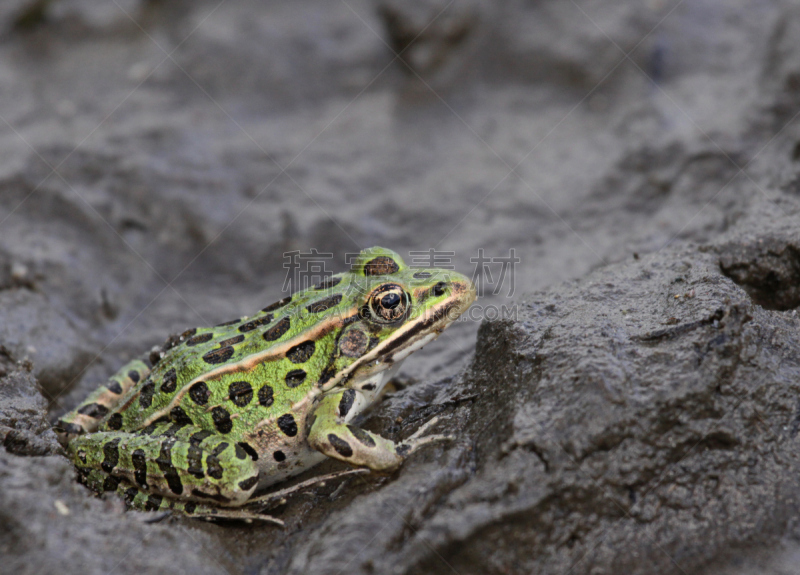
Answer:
55, 358, 151, 444
68, 423, 260, 507
307, 389, 451, 472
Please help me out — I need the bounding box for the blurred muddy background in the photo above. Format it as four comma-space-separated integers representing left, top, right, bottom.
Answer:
3, 0, 800, 574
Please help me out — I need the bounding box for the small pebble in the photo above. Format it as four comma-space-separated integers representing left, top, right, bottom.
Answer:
54, 500, 70, 516
10, 263, 28, 280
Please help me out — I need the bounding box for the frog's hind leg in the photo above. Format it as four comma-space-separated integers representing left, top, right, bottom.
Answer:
73, 468, 282, 524
113, 476, 285, 524
55, 359, 150, 445
68, 423, 260, 507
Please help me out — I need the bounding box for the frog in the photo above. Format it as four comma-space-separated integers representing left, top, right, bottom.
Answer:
54, 247, 476, 522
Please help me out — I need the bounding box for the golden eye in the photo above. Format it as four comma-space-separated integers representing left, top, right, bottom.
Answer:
367, 284, 410, 324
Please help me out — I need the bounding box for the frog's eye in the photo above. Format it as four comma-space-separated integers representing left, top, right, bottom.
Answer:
365, 283, 410, 325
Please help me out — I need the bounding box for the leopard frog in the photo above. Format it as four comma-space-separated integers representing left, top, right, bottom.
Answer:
55, 247, 476, 521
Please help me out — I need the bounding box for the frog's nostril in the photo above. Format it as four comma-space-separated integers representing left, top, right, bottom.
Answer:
432, 282, 447, 297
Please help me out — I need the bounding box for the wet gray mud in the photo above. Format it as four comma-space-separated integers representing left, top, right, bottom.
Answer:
3, 1, 800, 574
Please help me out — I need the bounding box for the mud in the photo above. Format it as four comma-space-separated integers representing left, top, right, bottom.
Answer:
2, 0, 800, 574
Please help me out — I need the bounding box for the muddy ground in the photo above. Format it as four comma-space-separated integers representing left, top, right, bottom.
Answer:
2, 0, 800, 574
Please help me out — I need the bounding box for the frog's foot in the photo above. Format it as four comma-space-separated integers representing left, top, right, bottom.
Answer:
191, 507, 284, 525
188, 469, 369, 523
182, 469, 369, 524
396, 416, 454, 457
245, 468, 369, 507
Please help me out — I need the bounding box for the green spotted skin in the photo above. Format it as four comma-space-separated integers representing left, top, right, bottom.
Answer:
56, 247, 476, 517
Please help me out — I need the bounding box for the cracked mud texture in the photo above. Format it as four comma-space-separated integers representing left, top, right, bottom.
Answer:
4, 0, 800, 574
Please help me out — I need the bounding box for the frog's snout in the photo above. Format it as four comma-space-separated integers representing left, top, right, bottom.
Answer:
441, 273, 477, 323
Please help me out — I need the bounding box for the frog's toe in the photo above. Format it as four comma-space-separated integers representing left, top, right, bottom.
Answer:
191, 508, 284, 525
404, 415, 444, 441
395, 416, 454, 457
397, 433, 454, 457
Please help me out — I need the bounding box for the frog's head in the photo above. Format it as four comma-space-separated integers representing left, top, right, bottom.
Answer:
320, 247, 476, 391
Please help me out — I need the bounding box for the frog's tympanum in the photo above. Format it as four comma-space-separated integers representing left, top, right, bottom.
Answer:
55, 247, 476, 521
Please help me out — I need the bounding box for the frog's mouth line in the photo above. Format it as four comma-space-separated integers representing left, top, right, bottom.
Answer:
376, 300, 459, 360
319, 285, 476, 392
376, 278, 477, 359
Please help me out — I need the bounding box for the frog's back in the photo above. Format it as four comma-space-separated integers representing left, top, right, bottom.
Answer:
103, 281, 353, 435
